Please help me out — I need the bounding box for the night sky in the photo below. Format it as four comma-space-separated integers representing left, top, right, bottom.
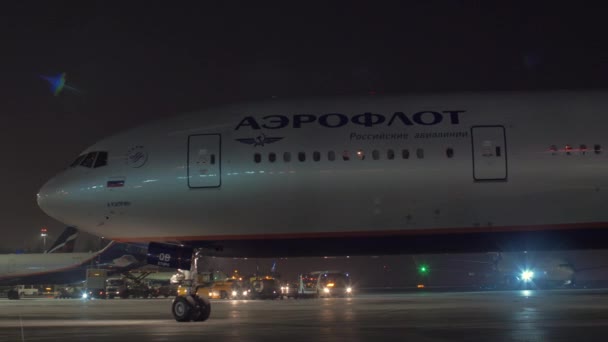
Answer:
2, 2, 607, 250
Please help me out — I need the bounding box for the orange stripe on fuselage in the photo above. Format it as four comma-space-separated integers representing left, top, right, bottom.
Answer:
110, 222, 608, 243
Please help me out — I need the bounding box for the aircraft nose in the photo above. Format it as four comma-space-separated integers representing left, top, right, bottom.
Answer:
37, 176, 69, 222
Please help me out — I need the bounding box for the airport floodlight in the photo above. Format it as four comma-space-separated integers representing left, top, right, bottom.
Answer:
521, 270, 534, 282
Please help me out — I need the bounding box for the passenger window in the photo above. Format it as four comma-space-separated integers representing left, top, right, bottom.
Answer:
356, 150, 365, 160
313, 151, 321, 162
70, 155, 86, 168
254, 153, 261, 163
446, 148, 454, 159
342, 151, 350, 161
283, 152, 291, 162
402, 149, 410, 159
94, 152, 108, 168
81, 152, 97, 168
372, 150, 380, 160
416, 148, 424, 159
298, 152, 306, 162
594, 144, 602, 154
387, 149, 395, 160
328, 151, 335, 161
269, 153, 276, 163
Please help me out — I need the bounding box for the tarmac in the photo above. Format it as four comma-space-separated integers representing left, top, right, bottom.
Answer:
1, 289, 608, 341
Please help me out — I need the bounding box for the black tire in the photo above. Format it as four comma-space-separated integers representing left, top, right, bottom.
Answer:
190, 296, 211, 322
7, 290, 19, 300
172, 296, 192, 322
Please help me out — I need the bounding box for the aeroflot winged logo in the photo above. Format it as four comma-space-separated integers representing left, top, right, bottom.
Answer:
234, 110, 465, 130
125, 145, 148, 168
236, 133, 284, 147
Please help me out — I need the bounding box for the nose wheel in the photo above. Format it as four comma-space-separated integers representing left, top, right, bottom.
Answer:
171, 249, 212, 322
172, 295, 211, 322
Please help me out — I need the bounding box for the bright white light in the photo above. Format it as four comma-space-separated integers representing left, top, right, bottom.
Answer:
521, 270, 534, 282
82, 293, 88, 299
346, 287, 352, 293
242, 291, 248, 296
522, 290, 532, 297
231, 291, 237, 297
323, 288, 330, 293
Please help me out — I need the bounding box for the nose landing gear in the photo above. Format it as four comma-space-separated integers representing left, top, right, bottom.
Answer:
172, 294, 211, 322
171, 249, 212, 322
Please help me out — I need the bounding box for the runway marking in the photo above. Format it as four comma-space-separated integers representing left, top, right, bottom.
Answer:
19, 315, 25, 342
0, 320, 174, 328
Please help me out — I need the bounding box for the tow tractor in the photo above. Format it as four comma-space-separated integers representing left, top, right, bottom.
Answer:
246, 276, 281, 300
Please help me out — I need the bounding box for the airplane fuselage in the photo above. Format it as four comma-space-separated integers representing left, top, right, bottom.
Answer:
38, 91, 608, 256
0, 252, 99, 285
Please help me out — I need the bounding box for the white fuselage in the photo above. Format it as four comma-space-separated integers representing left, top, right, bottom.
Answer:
0, 252, 99, 283
37, 91, 608, 254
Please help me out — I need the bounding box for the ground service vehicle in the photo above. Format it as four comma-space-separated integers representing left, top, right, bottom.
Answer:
150, 281, 176, 298
16, 285, 39, 297
55, 286, 84, 299
298, 273, 320, 298
83, 269, 107, 299
280, 282, 299, 299
316, 271, 353, 298
248, 277, 281, 300
208, 279, 243, 299
106, 276, 152, 299
298, 271, 353, 298
105, 278, 128, 299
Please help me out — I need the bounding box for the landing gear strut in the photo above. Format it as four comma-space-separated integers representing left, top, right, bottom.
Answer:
172, 249, 211, 322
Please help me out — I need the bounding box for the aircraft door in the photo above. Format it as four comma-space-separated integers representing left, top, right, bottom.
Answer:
471, 126, 507, 181
188, 134, 221, 188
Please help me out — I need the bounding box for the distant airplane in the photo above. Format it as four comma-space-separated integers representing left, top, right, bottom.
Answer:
37, 90, 608, 321
45, 226, 78, 253
0, 228, 147, 299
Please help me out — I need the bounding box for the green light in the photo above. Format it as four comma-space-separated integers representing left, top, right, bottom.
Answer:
419, 265, 428, 274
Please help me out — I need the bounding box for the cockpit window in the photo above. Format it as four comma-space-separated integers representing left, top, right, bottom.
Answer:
80, 152, 98, 168
94, 151, 108, 168
70, 155, 86, 167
